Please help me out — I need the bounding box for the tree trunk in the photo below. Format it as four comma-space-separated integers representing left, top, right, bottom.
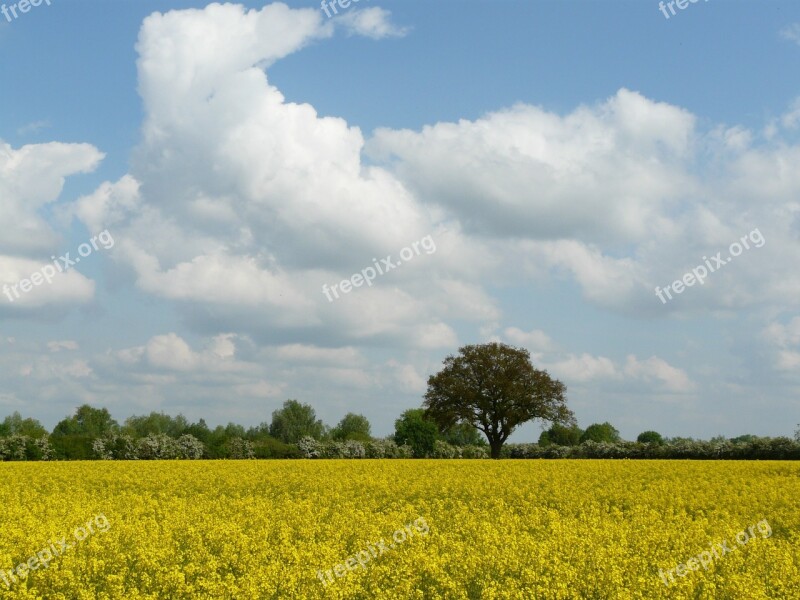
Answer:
489, 438, 503, 459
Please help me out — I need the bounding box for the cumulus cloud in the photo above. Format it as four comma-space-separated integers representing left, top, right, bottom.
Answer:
543, 352, 692, 393
9, 1, 797, 436
367, 89, 695, 243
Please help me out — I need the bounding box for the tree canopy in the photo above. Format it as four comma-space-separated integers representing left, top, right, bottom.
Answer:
580, 422, 621, 444
269, 399, 327, 444
331, 413, 372, 441
424, 342, 574, 458
0, 411, 48, 438
52, 405, 118, 438
393, 409, 438, 457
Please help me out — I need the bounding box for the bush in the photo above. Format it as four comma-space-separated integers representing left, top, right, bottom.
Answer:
253, 437, 301, 459
637, 431, 665, 446
0, 435, 28, 461
323, 440, 366, 459
92, 434, 138, 460
227, 437, 255, 459
297, 436, 323, 459
50, 435, 94, 460
432, 440, 460, 458
175, 434, 205, 459
461, 445, 489, 459
136, 434, 179, 460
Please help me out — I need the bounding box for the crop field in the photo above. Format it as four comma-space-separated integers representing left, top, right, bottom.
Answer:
0, 460, 798, 599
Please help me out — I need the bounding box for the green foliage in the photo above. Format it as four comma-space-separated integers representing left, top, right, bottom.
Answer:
184, 419, 212, 444
122, 412, 189, 438
393, 409, 439, 458
0, 412, 48, 438
269, 399, 327, 444
0, 435, 53, 460
424, 342, 574, 458
252, 437, 302, 459
52, 405, 118, 438
442, 421, 487, 447
580, 422, 621, 444
636, 431, 665, 445
226, 437, 255, 459
540, 423, 583, 446
730, 434, 758, 444
50, 435, 94, 460
331, 413, 372, 442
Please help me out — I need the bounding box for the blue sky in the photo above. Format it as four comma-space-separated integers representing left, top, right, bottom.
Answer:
1, 0, 799, 441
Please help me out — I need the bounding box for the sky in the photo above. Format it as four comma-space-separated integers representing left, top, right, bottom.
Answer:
1, 0, 799, 442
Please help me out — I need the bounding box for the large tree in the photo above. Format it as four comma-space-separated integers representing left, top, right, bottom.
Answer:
539, 423, 583, 447
269, 399, 327, 443
331, 413, 372, 442
393, 409, 439, 457
52, 405, 119, 438
580, 422, 621, 444
0, 412, 48, 438
122, 412, 189, 439
424, 342, 574, 458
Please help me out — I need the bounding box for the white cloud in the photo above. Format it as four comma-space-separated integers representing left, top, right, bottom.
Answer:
543, 352, 692, 393
47, 341, 79, 352
0, 256, 96, 309
334, 7, 410, 39
367, 89, 695, 243
0, 141, 103, 256
274, 344, 363, 366
623, 355, 693, 392
503, 327, 553, 351
547, 353, 618, 382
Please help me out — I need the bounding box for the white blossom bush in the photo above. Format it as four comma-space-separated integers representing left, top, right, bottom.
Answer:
176, 434, 205, 459
432, 440, 460, 458
461, 445, 489, 459
136, 433, 179, 460
92, 433, 138, 460
297, 436, 323, 458
33, 436, 55, 460
0, 435, 28, 461
226, 437, 255, 459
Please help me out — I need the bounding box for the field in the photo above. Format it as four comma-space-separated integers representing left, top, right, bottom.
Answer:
0, 460, 798, 599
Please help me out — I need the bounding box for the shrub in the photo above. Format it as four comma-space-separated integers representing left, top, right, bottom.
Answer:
253, 437, 301, 459
297, 436, 323, 459
227, 437, 255, 459
461, 445, 489, 458
92, 434, 138, 460
432, 440, 460, 458
136, 434, 180, 460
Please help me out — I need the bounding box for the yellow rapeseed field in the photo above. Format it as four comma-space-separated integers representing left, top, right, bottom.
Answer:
0, 460, 798, 599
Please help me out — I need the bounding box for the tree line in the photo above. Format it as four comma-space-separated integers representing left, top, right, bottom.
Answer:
2, 403, 798, 461
2, 342, 797, 460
